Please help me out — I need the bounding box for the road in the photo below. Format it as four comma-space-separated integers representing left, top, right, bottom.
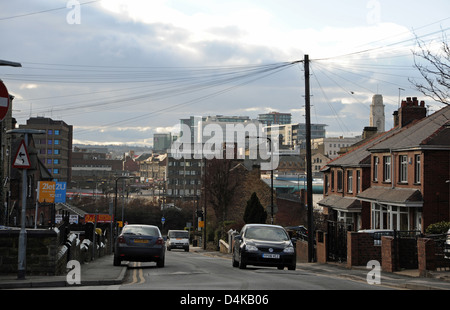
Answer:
118, 249, 392, 291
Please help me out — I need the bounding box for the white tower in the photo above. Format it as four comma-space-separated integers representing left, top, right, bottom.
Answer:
370, 94, 385, 132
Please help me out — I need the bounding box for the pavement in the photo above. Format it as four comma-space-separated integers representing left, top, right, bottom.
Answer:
0, 247, 449, 290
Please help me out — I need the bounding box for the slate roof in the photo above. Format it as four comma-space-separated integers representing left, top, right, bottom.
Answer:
368, 105, 450, 152
357, 186, 423, 207
324, 127, 400, 168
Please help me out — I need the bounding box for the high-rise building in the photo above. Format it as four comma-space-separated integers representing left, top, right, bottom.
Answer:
19, 117, 73, 184
258, 112, 292, 126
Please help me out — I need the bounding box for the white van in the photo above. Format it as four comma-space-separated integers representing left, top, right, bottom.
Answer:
167, 230, 190, 252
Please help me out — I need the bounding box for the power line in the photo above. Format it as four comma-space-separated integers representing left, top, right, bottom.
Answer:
0, 0, 101, 21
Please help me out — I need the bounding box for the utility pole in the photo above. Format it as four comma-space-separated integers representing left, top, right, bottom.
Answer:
304, 55, 315, 263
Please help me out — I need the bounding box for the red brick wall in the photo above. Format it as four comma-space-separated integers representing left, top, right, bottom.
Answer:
347, 232, 381, 268
381, 236, 396, 272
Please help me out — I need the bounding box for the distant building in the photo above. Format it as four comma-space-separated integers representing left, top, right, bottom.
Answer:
153, 133, 172, 153
312, 136, 362, 159
370, 94, 385, 132
258, 112, 292, 126
265, 123, 327, 148
19, 117, 73, 184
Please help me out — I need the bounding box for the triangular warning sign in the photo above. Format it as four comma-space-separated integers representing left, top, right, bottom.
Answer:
13, 140, 31, 169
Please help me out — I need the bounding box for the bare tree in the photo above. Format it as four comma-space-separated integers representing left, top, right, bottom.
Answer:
205, 158, 239, 226
409, 32, 450, 105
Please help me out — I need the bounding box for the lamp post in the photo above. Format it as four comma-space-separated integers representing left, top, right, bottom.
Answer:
113, 176, 133, 249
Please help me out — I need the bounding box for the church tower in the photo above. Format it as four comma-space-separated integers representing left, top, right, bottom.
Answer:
370, 94, 385, 132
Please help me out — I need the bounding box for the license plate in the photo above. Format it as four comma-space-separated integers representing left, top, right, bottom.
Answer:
134, 239, 149, 244
262, 253, 280, 259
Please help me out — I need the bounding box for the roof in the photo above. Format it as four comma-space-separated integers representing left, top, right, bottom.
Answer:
357, 186, 423, 207
369, 105, 450, 152
324, 127, 400, 169
318, 195, 362, 212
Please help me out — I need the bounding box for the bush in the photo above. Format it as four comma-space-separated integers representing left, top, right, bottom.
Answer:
425, 221, 450, 235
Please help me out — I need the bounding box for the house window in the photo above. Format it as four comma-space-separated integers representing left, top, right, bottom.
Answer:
48, 129, 53, 135
347, 170, 353, 193
383, 156, 391, 182
331, 171, 334, 192
373, 156, 379, 182
356, 170, 361, 194
337, 170, 343, 192
414, 154, 421, 184
399, 155, 408, 183
54, 130, 60, 135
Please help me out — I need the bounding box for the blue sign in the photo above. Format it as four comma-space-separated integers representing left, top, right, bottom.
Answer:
55, 182, 67, 203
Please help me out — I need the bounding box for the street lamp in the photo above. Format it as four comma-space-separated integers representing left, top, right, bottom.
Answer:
113, 176, 134, 250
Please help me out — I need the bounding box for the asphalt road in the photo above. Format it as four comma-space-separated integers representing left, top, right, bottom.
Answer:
119, 248, 393, 291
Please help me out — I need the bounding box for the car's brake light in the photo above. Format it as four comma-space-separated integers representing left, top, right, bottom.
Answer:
118, 236, 126, 243
156, 237, 164, 245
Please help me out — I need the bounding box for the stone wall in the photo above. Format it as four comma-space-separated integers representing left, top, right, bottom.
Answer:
0, 228, 66, 276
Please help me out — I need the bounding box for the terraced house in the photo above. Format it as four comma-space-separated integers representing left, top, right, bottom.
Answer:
320, 97, 450, 233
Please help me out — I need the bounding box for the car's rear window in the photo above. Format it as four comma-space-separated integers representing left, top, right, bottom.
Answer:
123, 226, 160, 236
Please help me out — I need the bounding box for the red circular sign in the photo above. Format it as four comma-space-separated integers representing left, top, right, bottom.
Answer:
0, 81, 9, 121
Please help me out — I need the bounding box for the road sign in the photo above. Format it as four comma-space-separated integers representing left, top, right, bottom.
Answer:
0, 81, 9, 121
55, 182, 67, 203
12, 140, 31, 169
37, 181, 56, 203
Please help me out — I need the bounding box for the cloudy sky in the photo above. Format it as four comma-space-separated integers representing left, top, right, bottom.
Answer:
1, 0, 449, 146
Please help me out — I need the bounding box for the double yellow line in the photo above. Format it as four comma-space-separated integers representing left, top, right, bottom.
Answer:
127, 262, 146, 285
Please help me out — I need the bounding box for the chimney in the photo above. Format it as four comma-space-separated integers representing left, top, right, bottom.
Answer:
362, 126, 378, 140
396, 97, 427, 128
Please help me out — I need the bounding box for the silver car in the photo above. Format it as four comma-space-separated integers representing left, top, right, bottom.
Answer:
114, 224, 165, 267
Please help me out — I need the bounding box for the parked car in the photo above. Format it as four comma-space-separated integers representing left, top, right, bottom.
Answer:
114, 224, 165, 267
232, 224, 296, 270
358, 229, 394, 245
166, 230, 190, 252
444, 229, 450, 259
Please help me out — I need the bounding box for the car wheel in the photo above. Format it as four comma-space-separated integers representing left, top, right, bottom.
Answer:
157, 257, 165, 267
185, 247, 189, 252
238, 252, 247, 269
232, 251, 239, 267
288, 264, 296, 271
113, 255, 121, 266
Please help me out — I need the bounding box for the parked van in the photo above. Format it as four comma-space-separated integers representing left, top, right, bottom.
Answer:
167, 230, 190, 252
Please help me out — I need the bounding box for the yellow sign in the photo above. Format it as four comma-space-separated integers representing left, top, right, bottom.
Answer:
198, 220, 205, 228
38, 181, 56, 203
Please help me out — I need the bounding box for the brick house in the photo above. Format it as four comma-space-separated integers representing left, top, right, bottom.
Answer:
319, 97, 450, 233
319, 127, 400, 231
358, 99, 450, 232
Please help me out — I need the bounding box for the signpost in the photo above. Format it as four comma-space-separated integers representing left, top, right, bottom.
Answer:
12, 140, 31, 169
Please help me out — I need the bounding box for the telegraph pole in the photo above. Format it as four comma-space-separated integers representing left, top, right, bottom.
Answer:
304, 55, 315, 263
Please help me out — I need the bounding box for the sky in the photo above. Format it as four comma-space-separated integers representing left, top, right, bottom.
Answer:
1, 0, 449, 146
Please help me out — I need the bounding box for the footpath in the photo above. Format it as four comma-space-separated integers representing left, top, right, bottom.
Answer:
0, 247, 449, 290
